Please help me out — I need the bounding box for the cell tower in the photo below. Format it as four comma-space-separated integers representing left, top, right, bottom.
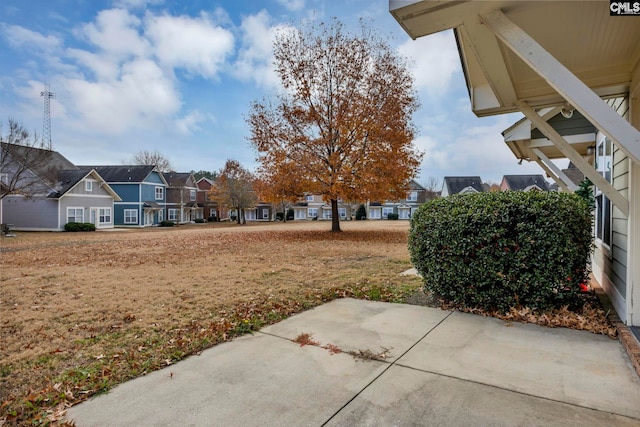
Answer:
40, 83, 55, 150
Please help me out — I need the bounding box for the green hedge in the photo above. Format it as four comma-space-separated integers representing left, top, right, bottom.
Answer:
387, 213, 399, 220
408, 191, 593, 312
160, 220, 175, 227
64, 222, 96, 232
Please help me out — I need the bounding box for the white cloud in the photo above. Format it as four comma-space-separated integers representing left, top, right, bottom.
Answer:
398, 31, 460, 97
145, 12, 234, 79
113, 0, 164, 10
62, 58, 180, 134
275, 0, 305, 11
234, 10, 290, 89
175, 110, 211, 135
76, 9, 149, 60
1, 23, 62, 50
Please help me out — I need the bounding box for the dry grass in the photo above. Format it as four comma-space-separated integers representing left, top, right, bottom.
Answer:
0, 220, 615, 425
0, 220, 422, 425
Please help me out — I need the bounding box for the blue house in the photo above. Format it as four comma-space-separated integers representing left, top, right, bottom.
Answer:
78, 165, 168, 227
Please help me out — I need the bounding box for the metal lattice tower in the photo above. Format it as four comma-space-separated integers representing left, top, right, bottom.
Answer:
40, 83, 55, 150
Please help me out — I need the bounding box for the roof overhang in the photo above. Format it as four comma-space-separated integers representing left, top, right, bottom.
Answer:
390, 1, 640, 117
503, 106, 596, 161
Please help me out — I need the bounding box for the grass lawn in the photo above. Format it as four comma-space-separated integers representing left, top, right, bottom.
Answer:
0, 219, 616, 425
1, 220, 424, 425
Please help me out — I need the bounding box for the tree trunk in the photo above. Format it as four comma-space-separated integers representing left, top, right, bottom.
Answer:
331, 199, 341, 232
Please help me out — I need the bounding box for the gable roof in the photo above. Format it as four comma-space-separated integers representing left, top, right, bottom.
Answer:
443, 176, 485, 195
51, 169, 122, 200
502, 175, 549, 191
77, 165, 160, 183
164, 172, 196, 187
408, 179, 426, 191
1, 142, 77, 186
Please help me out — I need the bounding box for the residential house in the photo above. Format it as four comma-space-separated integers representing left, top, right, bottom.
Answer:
1, 143, 120, 231
79, 165, 167, 227
165, 172, 201, 223
196, 177, 221, 220
242, 201, 274, 221
368, 179, 428, 219
390, 1, 640, 326
441, 176, 485, 196
292, 195, 353, 221
500, 175, 550, 192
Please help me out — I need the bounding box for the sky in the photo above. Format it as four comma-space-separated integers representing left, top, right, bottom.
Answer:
0, 0, 554, 187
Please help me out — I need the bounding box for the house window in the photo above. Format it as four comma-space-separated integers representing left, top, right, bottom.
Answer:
85, 181, 93, 192
168, 209, 178, 221
306, 195, 314, 202
382, 207, 394, 219
262, 208, 269, 219
307, 208, 318, 218
99, 208, 111, 224
323, 209, 332, 219
124, 209, 138, 224
407, 191, 417, 201
338, 207, 347, 219
190, 189, 196, 201
158, 210, 164, 222
295, 209, 306, 220
369, 208, 381, 219
155, 187, 164, 200
67, 208, 83, 223
595, 137, 612, 247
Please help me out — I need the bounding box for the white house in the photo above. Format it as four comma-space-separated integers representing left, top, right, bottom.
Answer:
390, 0, 640, 327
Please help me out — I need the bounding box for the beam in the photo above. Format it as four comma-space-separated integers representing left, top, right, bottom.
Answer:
518, 101, 629, 216
480, 9, 640, 165
460, 16, 517, 108
530, 148, 577, 192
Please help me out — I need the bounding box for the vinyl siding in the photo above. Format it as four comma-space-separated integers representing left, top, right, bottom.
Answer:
2, 196, 60, 230
593, 96, 629, 316
110, 184, 140, 202
59, 196, 114, 229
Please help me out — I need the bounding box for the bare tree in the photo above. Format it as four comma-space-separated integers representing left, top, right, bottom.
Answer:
209, 160, 258, 224
0, 119, 50, 201
129, 150, 173, 172
422, 176, 441, 200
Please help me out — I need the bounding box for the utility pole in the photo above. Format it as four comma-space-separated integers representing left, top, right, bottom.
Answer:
40, 83, 55, 150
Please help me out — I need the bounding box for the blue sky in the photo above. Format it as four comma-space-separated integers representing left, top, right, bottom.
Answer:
0, 0, 551, 186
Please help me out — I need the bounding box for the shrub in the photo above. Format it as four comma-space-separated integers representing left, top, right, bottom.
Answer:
159, 220, 175, 227
286, 208, 294, 221
387, 213, 399, 220
408, 191, 593, 313
207, 216, 217, 222
64, 222, 96, 232
355, 204, 367, 220
194, 218, 206, 223
275, 212, 284, 221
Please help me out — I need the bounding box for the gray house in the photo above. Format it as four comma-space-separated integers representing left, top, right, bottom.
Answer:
1, 143, 120, 231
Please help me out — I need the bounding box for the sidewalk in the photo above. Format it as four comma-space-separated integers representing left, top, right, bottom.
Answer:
66, 298, 640, 426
